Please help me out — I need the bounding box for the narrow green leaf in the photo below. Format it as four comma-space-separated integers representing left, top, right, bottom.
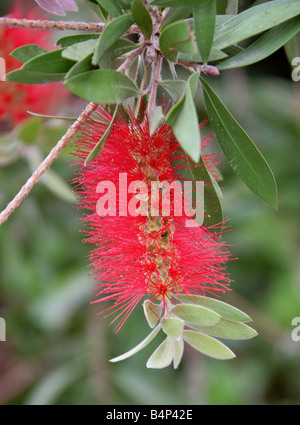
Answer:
193, 0, 217, 64
173, 336, 184, 369
162, 317, 184, 339
160, 7, 192, 29
151, 0, 209, 5
171, 73, 201, 163
66, 53, 96, 79
183, 330, 236, 359
200, 76, 278, 209
10, 44, 47, 63
65, 69, 139, 103
56, 34, 100, 48
110, 324, 161, 362
226, 0, 238, 15
191, 319, 258, 340
96, 0, 123, 17
23, 49, 74, 74
159, 79, 186, 102
178, 294, 252, 322
214, 0, 300, 50
92, 13, 134, 66
146, 337, 174, 369
62, 39, 98, 62
143, 300, 162, 328
98, 38, 137, 69
159, 19, 194, 62
218, 17, 300, 70
132, 0, 153, 40
284, 31, 300, 65
28, 111, 77, 121
18, 117, 41, 144
172, 303, 221, 326
149, 106, 164, 136
5, 69, 66, 84
84, 104, 119, 166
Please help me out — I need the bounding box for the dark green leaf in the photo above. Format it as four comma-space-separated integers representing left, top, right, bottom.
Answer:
66, 53, 96, 79
200, 76, 278, 209
146, 337, 174, 369
193, 0, 217, 64
62, 39, 98, 62
132, 0, 153, 39
172, 303, 221, 326
160, 7, 192, 29
214, 0, 300, 50
183, 330, 235, 359
96, 0, 123, 17
159, 19, 194, 62
218, 17, 300, 69
6, 69, 66, 84
65, 69, 139, 103
191, 319, 258, 340
98, 38, 137, 69
56, 34, 100, 48
92, 13, 134, 66
159, 79, 186, 101
84, 104, 119, 166
110, 324, 162, 362
10, 44, 47, 63
23, 49, 75, 74
151, 0, 209, 5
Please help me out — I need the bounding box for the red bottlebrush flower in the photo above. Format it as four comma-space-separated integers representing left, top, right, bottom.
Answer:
0, 4, 66, 130
73, 106, 232, 331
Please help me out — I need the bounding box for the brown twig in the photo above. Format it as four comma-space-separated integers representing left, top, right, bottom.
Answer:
0, 102, 98, 226
145, 53, 163, 119
116, 45, 146, 74
0, 17, 106, 32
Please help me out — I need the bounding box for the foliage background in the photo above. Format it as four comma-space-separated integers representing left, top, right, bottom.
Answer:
0, 0, 299, 405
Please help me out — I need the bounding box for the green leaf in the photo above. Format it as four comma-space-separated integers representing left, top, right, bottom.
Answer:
56, 34, 100, 48
84, 104, 119, 166
18, 117, 41, 144
160, 7, 192, 29
200, 76, 278, 209
151, 0, 209, 5
284, 31, 300, 65
218, 17, 300, 70
148, 106, 164, 136
5, 69, 66, 84
23, 49, 75, 74
159, 79, 186, 102
10, 44, 47, 63
159, 19, 194, 62
96, 0, 123, 17
167, 72, 201, 163
92, 13, 134, 66
226, 0, 238, 15
178, 294, 252, 322
27, 111, 77, 121
172, 303, 221, 326
162, 317, 184, 339
66, 53, 96, 79
193, 0, 216, 64
110, 324, 161, 362
98, 38, 137, 69
65, 69, 139, 103
143, 300, 162, 328
191, 319, 258, 340
146, 337, 173, 369
132, 0, 153, 40
183, 330, 235, 359
62, 39, 98, 62
213, 0, 300, 50
173, 336, 184, 369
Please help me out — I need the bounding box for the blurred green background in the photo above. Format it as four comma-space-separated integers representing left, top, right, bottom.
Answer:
0, 0, 300, 405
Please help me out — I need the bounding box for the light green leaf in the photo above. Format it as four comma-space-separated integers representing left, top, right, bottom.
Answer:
172, 303, 221, 326
10, 44, 47, 63
92, 13, 134, 66
65, 69, 139, 103
214, 0, 300, 50
62, 39, 98, 62
193, 0, 216, 64
162, 317, 184, 339
218, 17, 300, 70
98, 38, 137, 69
178, 294, 252, 322
159, 19, 194, 62
66, 53, 96, 79
110, 324, 161, 362
173, 336, 184, 369
132, 0, 153, 40
143, 300, 162, 328
200, 76, 278, 209
149, 106, 164, 136
96, 0, 123, 17
84, 104, 119, 166
160, 7, 192, 29
27, 111, 77, 121
18, 117, 41, 144
159, 79, 186, 102
146, 337, 174, 369
191, 319, 258, 340
183, 330, 236, 359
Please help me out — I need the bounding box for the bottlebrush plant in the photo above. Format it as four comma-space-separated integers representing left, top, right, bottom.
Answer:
1, 0, 299, 368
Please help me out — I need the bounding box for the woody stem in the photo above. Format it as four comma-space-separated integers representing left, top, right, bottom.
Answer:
0, 102, 98, 226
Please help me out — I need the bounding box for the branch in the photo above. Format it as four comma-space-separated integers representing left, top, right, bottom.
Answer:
0, 102, 98, 226
0, 17, 106, 32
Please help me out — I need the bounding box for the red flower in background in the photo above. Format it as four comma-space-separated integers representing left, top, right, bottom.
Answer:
73, 107, 232, 331
0, 4, 65, 131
